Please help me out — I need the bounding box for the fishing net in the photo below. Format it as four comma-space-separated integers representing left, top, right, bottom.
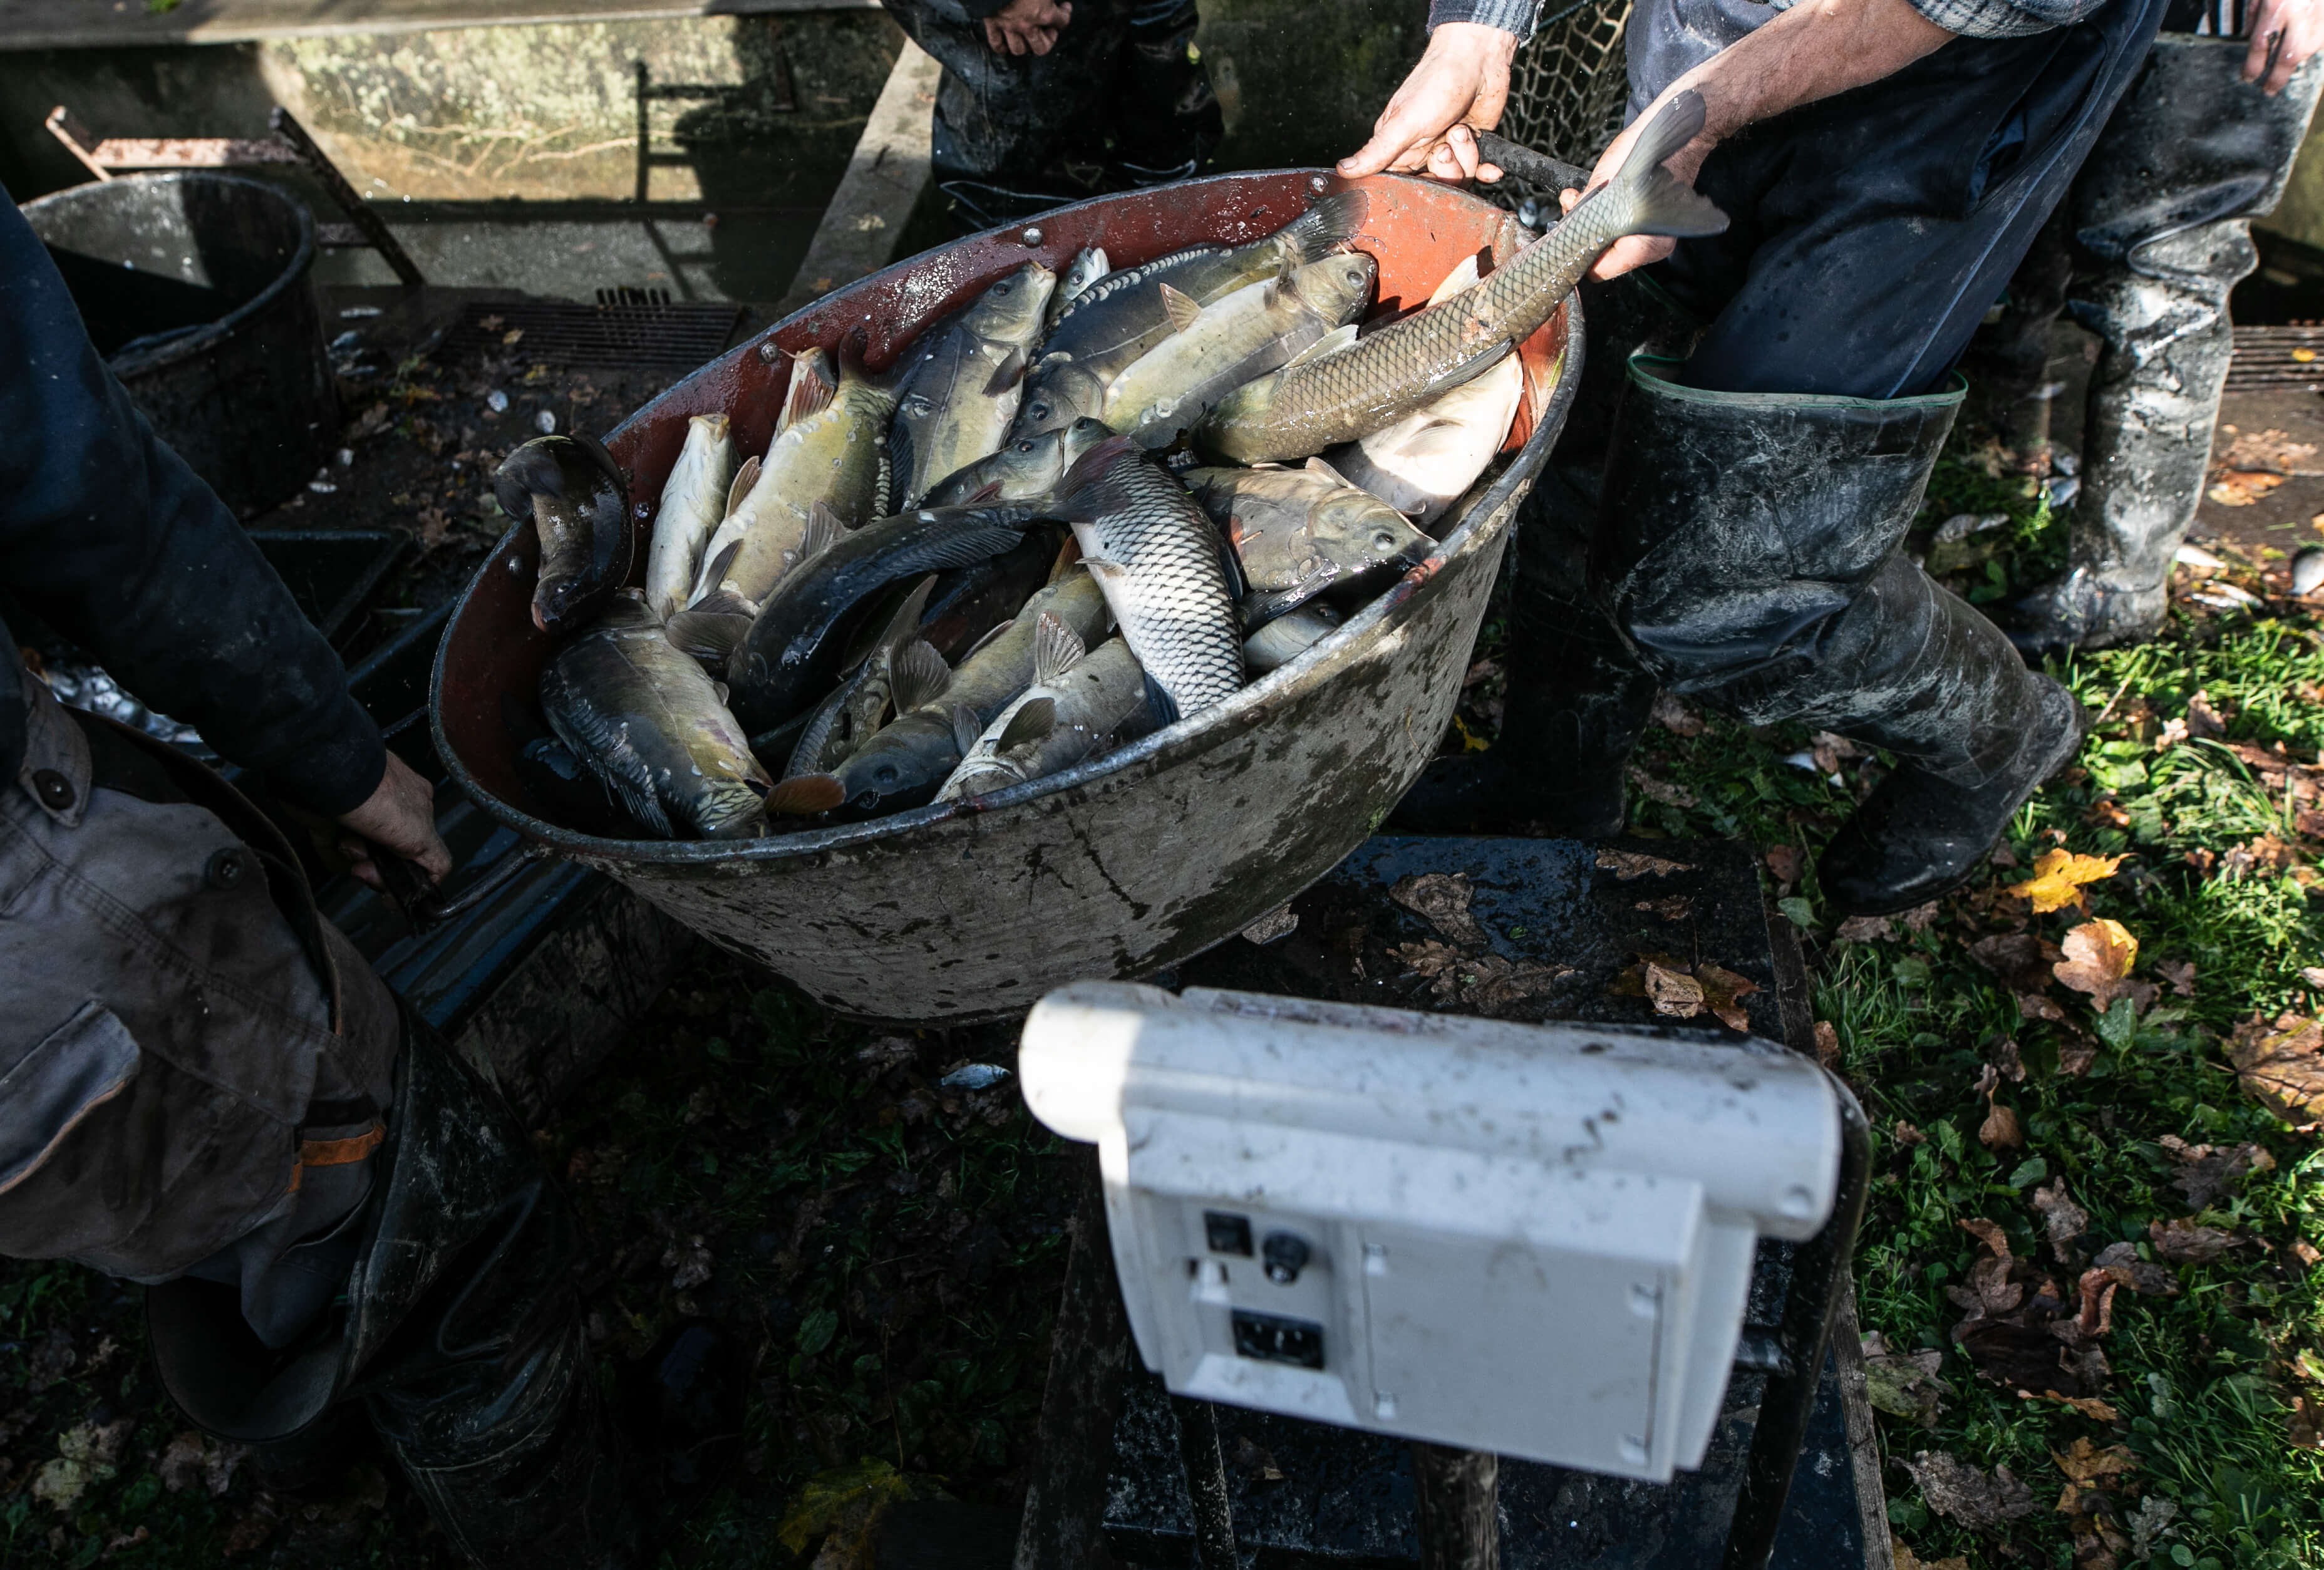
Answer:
1498, 0, 1635, 175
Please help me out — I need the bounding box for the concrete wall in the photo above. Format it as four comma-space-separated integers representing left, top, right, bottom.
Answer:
1195, 0, 1425, 173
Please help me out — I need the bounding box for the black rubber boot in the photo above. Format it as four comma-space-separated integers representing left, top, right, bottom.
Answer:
2011, 36, 2323, 651
1594, 357, 2082, 916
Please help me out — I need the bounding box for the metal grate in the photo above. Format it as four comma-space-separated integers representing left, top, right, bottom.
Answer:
1499, 0, 1635, 177
2227, 324, 2324, 392
441, 297, 745, 372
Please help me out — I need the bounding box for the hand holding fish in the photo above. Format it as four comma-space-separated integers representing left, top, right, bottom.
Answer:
2242, 0, 2323, 94
1559, 0, 1949, 282
1336, 23, 1516, 185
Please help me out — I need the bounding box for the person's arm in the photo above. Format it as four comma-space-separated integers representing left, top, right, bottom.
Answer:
1339, 22, 1523, 183
0, 187, 450, 884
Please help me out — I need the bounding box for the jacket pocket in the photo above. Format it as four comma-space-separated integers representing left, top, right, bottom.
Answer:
0, 1001, 143, 1196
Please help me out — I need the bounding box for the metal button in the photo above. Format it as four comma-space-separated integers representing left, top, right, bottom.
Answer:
31, 770, 73, 811
204, 849, 248, 891
1262, 1231, 1309, 1286
1021, 225, 1043, 246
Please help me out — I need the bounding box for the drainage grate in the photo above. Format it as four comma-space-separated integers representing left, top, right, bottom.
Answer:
442, 297, 745, 372
2228, 323, 2324, 392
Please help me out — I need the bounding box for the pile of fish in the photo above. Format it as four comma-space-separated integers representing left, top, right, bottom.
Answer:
499, 93, 1723, 840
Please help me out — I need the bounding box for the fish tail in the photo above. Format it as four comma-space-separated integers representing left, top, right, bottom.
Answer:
1279, 189, 1368, 261
1603, 90, 1727, 240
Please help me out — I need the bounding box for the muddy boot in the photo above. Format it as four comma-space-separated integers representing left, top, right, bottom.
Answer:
2012, 37, 2324, 651
1594, 358, 2082, 916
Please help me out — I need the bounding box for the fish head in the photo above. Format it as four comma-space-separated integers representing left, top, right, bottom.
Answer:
690, 411, 733, 442
1306, 483, 1434, 577
1289, 252, 1379, 327
829, 715, 959, 815
965, 261, 1058, 346
1008, 358, 1107, 441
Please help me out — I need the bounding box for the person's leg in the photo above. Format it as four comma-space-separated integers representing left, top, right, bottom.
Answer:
2012, 39, 2324, 650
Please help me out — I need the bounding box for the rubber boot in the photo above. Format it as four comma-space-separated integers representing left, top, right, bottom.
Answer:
1390, 275, 1677, 837
1594, 358, 2084, 916
2011, 37, 2324, 651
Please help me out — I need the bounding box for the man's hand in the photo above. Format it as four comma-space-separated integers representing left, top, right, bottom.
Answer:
337, 751, 452, 891
1338, 23, 1519, 183
2244, 0, 2324, 93
985, 0, 1071, 56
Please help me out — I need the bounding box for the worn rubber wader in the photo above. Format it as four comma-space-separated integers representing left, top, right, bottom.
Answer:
1594, 358, 2084, 914
2011, 38, 2324, 650
148, 1008, 637, 1568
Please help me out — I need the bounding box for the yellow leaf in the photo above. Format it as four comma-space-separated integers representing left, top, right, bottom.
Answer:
2052, 1437, 2138, 1484
2007, 849, 2125, 914
2053, 918, 2139, 1007
2296, 348, 2318, 363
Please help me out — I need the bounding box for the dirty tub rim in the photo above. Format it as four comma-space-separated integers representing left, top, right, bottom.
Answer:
21, 170, 319, 380
432, 168, 1582, 869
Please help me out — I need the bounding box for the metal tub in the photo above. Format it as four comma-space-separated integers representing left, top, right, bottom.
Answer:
432, 171, 1581, 1023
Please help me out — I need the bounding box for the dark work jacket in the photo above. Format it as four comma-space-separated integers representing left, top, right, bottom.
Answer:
0, 185, 382, 817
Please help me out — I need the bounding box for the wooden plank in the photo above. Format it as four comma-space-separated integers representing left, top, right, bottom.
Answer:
0, 0, 877, 52
88, 137, 302, 167
773, 36, 939, 313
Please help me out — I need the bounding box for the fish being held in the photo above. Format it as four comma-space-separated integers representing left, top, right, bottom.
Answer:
1051, 435, 1242, 725
496, 434, 633, 633
1195, 90, 1726, 464
1180, 457, 1433, 623
643, 413, 736, 621
891, 261, 1056, 509
1242, 602, 1342, 674
671, 334, 897, 657
1011, 190, 1368, 440
773, 569, 1112, 817
539, 592, 770, 839
937, 619, 1147, 800
723, 499, 1058, 735
1102, 252, 1376, 448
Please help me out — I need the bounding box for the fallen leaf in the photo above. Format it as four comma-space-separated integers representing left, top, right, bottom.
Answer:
1990, 1036, 2027, 1082
2053, 919, 2142, 1010
2028, 1390, 2120, 1421
2231, 1011, 2324, 1124
1814, 1020, 1841, 1067
1901, 1451, 2037, 1531
158, 1431, 245, 1497
1981, 1100, 2025, 1150
1693, 961, 1761, 1031
2154, 715, 2190, 751
2127, 1496, 2179, 1560
1893, 1118, 1927, 1147
2088, 1241, 2176, 1298
1392, 941, 1571, 1014
2086, 797, 2132, 830
664, 1234, 713, 1291
2148, 1217, 2238, 1264
2032, 1182, 2090, 1263
1635, 894, 1693, 921
2184, 690, 2230, 739
2155, 958, 2196, 996
2008, 850, 2127, 914
1836, 914, 1894, 943
1231, 1435, 1286, 1481
2221, 832, 2308, 882
2158, 1135, 2275, 1211
1626, 765, 1695, 807
223, 1495, 282, 1557
1390, 872, 1488, 947
776, 1459, 917, 1562
2295, 1237, 2321, 1267
2054, 1438, 2138, 1485
1765, 844, 1803, 884
1596, 848, 1693, 880
1864, 1341, 1947, 1427
1650, 693, 1705, 736
1970, 933, 2067, 994
478, 313, 505, 331
2057, 1030, 2099, 1076
2218, 427, 2318, 470
1894, 1547, 1970, 1570
1953, 1219, 2023, 1316
1898, 901, 1942, 933
2209, 468, 2288, 506
1241, 905, 1298, 945
857, 1036, 918, 1073
1644, 960, 1705, 1018
2291, 1394, 2324, 1450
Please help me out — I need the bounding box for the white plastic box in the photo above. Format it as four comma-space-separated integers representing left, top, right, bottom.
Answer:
1017, 983, 1842, 1482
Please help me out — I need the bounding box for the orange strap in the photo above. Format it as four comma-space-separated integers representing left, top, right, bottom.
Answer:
286, 1120, 386, 1192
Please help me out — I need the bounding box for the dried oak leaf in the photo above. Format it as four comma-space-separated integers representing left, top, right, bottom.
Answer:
1902, 1452, 2037, 1532
2054, 1438, 2139, 1488
2057, 1029, 2099, 1077
2008, 849, 2127, 915
2155, 958, 2197, 997
1650, 692, 1706, 735
1628, 765, 1697, 807
1393, 939, 1465, 997
1898, 900, 1943, 933
2092, 1241, 2177, 1298
2227, 1011, 2324, 1124
1596, 847, 1693, 881
1645, 960, 1706, 1018
1814, 1020, 1841, 1067
1990, 1036, 2027, 1082
1635, 894, 1693, 921
1969, 933, 2066, 994
2148, 1217, 2238, 1264
1836, 914, 1894, 943
1862, 1338, 1947, 1428
2054, 919, 2159, 1013
1951, 1219, 2024, 1318
1811, 730, 1862, 775
1460, 954, 1574, 1015
1765, 844, 1804, 884
1693, 962, 1761, 1031
1981, 1101, 2025, 1150
1390, 873, 1487, 948
2032, 1182, 2090, 1263
2158, 1134, 2275, 1211
2028, 1390, 2120, 1422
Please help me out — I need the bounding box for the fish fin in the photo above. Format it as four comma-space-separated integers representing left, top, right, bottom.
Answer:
886, 524, 1041, 577
1284, 323, 1358, 370
766, 774, 845, 816
664, 602, 754, 664
779, 348, 837, 429
695, 539, 743, 600
1427, 253, 1482, 308
1303, 454, 1359, 490
877, 576, 939, 653
1279, 189, 1368, 261
1417, 338, 1516, 400
790, 501, 844, 567
959, 619, 1014, 663
1607, 89, 1728, 239
1056, 431, 1140, 503
983, 346, 1028, 396
783, 689, 848, 778
1079, 552, 1130, 584
1046, 530, 1084, 585
1142, 673, 1182, 730
1031, 612, 1085, 686
723, 455, 761, 520
1159, 282, 1202, 334
946, 703, 984, 757
887, 639, 953, 713
713, 681, 730, 705
997, 696, 1056, 753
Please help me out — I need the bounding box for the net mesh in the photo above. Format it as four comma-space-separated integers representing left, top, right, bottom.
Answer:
1499, 0, 1635, 174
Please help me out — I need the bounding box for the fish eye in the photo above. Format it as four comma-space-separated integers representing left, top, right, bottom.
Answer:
994, 282, 1011, 294
873, 764, 899, 785
1346, 268, 1365, 285
1371, 530, 1402, 552
1016, 440, 1036, 453
1028, 401, 1050, 420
